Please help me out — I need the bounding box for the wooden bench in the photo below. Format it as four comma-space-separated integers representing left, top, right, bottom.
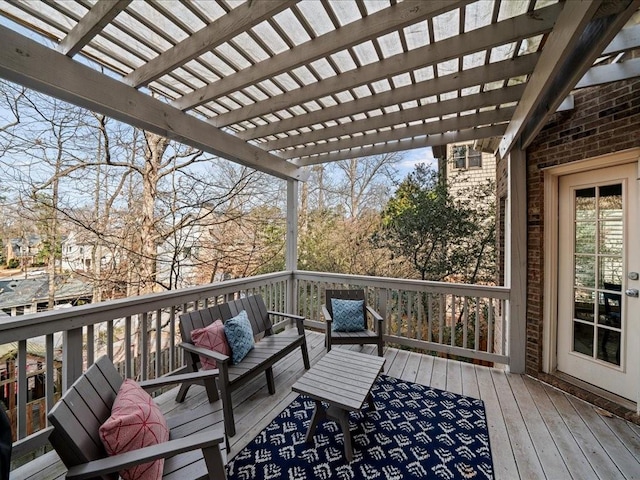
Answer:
47, 355, 227, 480
177, 294, 311, 437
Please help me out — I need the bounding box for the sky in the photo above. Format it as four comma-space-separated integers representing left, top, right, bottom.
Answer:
395, 147, 437, 178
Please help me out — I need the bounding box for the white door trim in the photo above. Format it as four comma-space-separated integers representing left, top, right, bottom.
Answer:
542, 147, 640, 408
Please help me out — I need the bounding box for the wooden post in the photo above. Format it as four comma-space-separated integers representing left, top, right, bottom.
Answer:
286, 179, 299, 314
506, 148, 527, 374
62, 327, 84, 391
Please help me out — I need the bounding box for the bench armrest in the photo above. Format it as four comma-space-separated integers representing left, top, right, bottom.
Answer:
65, 429, 225, 480
178, 341, 230, 364
138, 369, 219, 393
268, 310, 306, 335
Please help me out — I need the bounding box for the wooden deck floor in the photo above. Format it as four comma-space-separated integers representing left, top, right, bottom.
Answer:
11, 331, 640, 480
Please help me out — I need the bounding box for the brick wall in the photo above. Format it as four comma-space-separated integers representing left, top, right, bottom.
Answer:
522, 78, 640, 420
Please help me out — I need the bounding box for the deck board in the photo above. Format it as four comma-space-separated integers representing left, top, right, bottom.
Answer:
491, 368, 546, 479
9, 331, 640, 480
522, 375, 598, 480
545, 382, 627, 480
507, 373, 570, 479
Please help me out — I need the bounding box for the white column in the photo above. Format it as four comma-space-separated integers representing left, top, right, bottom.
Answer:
286, 179, 298, 313
506, 148, 527, 374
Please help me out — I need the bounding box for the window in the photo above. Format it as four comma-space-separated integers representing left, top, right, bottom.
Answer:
452, 145, 482, 169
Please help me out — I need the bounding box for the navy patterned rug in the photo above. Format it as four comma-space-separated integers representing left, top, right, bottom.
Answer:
227, 375, 494, 480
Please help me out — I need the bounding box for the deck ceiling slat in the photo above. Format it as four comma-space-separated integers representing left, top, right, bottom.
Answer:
0, 0, 638, 177
210, 2, 563, 129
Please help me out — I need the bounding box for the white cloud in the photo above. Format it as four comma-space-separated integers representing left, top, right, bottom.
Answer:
396, 147, 437, 176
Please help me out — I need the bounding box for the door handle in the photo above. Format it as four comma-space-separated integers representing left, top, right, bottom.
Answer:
626, 289, 639, 297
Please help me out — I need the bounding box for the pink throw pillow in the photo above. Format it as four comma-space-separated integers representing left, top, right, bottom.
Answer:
191, 319, 231, 369
99, 379, 169, 480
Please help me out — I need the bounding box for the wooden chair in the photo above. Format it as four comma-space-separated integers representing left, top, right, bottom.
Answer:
323, 289, 384, 357
177, 294, 310, 437
47, 355, 227, 480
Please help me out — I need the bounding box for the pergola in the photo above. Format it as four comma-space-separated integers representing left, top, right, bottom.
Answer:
1, 0, 639, 375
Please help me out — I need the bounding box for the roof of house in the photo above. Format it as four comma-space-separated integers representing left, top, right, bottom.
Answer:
0, 275, 92, 309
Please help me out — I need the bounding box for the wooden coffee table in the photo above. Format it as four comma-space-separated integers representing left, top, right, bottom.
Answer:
292, 349, 385, 461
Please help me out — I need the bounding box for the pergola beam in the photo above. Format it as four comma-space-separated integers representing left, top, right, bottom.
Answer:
278, 107, 515, 160
212, 2, 562, 128
125, 0, 296, 88
244, 53, 538, 144
0, 26, 305, 181
295, 125, 506, 166
575, 57, 640, 89
174, 0, 470, 111
58, 0, 131, 57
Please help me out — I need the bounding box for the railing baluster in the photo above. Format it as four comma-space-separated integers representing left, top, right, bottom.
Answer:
169, 306, 176, 372
17, 340, 27, 440
475, 297, 481, 352
438, 294, 445, 344
107, 320, 114, 360
125, 315, 132, 378
462, 297, 469, 349
45, 333, 54, 417
156, 309, 162, 377
427, 293, 433, 343
451, 295, 457, 347
86, 324, 94, 366
141, 312, 149, 381
488, 299, 494, 354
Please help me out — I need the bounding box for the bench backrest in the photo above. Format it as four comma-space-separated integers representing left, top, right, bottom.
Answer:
47, 355, 123, 480
179, 295, 273, 347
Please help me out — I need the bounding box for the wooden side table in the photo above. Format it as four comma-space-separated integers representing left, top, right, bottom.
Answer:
292, 349, 385, 461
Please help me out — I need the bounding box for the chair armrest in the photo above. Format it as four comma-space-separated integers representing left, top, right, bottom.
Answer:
366, 306, 384, 333
65, 429, 225, 480
178, 342, 230, 364
138, 369, 219, 393
366, 305, 383, 321
321, 305, 332, 322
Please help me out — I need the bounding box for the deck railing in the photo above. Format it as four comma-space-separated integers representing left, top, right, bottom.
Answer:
1, 270, 510, 464
294, 272, 510, 365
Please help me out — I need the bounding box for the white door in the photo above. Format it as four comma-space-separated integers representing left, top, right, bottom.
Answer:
557, 162, 639, 401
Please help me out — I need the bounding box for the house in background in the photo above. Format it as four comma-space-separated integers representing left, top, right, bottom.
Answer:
60, 231, 118, 273
5, 235, 43, 269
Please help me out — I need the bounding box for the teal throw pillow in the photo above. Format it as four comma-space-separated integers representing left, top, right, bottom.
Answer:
331, 298, 365, 332
223, 310, 255, 364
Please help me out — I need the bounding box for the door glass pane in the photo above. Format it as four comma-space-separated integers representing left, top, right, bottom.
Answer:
573, 322, 594, 356
601, 289, 622, 329
599, 256, 623, 288
574, 255, 595, 288
599, 220, 623, 254
574, 289, 594, 322
576, 188, 596, 220
597, 328, 621, 365
576, 222, 596, 253
599, 184, 622, 218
